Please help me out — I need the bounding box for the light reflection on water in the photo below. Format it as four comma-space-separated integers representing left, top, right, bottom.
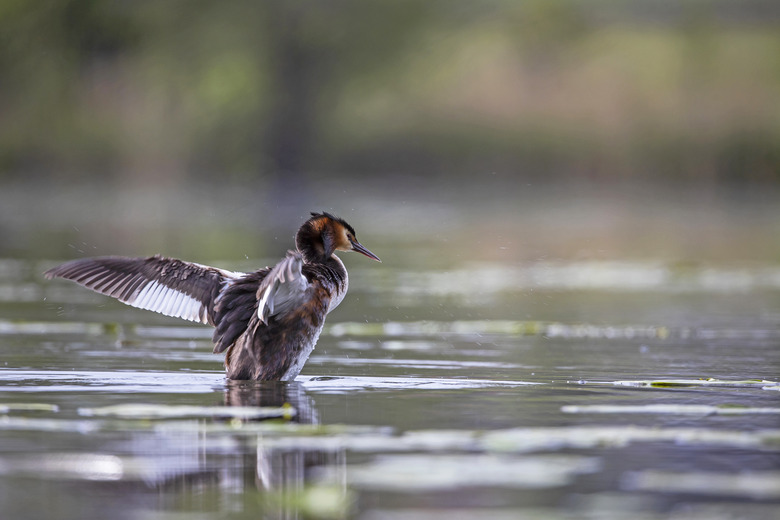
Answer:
1, 258, 780, 519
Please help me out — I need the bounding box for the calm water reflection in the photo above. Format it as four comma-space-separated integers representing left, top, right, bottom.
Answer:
1, 256, 780, 519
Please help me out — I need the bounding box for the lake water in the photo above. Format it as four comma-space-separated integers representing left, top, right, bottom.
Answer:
1, 187, 780, 519
1, 253, 779, 520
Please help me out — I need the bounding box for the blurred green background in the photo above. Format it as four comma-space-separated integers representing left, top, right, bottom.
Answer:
1, 0, 779, 262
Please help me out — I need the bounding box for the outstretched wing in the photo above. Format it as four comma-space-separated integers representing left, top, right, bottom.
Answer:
44, 255, 243, 325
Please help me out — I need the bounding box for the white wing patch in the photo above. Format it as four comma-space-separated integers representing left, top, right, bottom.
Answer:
128, 272, 244, 324
127, 280, 209, 323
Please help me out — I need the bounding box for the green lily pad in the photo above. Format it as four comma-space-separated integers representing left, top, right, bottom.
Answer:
77, 403, 296, 420
561, 404, 780, 415
320, 454, 601, 491
327, 320, 668, 340
0, 403, 59, 413
624, 469, 780, 500
482, 426, 780, 453
611, 379, 779, 389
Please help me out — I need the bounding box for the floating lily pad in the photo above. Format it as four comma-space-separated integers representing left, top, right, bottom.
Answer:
0, 453, 125, 481
0, 403, 59, 413
298, 485, 354, 520
77, 403, 296, 420
481, 426, 780, 453
611, 379, 780, 389
299, 375, 539, 392
327, 320, 667, 340
310, 355, 524, 371
0, 415, 393, 438
561, 404, 780, 415
0, 416, 101, 433
356, 507, 573, 520
623, 469, 780, 500
320, 454, 601, 492
270, 484, 354, 520
0, 452, 202, 484
254, 425, 780, 455
0, 320, 104, 336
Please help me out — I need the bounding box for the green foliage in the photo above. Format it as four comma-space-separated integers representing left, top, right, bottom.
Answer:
0, 1, 778, 182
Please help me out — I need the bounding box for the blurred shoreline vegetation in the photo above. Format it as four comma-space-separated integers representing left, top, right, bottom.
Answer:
1, 0, 778, 186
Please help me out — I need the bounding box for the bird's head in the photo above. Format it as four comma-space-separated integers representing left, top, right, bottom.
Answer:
296, 212, 381, 264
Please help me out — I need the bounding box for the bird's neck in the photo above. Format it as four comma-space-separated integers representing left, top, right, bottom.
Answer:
296, 223, 335, 264
323, 255, 349, 312
297, 241, 329, 264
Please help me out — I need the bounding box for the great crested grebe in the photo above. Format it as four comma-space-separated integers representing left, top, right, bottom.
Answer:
44, 212, 380, 381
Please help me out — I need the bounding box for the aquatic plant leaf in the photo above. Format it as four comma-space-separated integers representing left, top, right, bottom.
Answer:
482, 426, 780, 453
0, 403, 59, 413
0, 320, 104, 336
561, 404, 780, 415
610, 379, 780, 389
327, 320, 668, 340
623, 470, 780, 500
77, 403, 296, 420
300, 375, 538, 392
322, 454, 601, 491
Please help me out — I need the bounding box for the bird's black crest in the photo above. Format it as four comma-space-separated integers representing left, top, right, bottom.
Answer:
309, 211, 356, 237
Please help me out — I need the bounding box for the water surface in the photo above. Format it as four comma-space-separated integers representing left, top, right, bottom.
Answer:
1, 256, 779, 519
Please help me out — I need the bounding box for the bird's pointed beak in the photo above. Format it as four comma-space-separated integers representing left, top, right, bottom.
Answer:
350, 240, 381, 262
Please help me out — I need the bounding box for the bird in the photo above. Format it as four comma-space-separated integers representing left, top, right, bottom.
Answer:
44, 212, 381, 381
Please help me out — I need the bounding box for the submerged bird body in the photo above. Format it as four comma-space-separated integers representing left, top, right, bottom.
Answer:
45, 212, 380, 381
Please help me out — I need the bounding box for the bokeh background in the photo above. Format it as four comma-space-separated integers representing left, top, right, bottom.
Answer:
1, 0, 779, 264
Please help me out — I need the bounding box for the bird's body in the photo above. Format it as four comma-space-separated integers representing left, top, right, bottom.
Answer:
44, 212, 380, 381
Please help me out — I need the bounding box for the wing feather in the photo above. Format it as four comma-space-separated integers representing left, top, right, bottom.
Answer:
212, 270, 267, 353
257, 251, 308, 324
45, 255, 243, 325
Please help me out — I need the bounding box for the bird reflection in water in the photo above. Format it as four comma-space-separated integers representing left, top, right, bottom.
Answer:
219, 381, 346, 518
132, 381, 348, 518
